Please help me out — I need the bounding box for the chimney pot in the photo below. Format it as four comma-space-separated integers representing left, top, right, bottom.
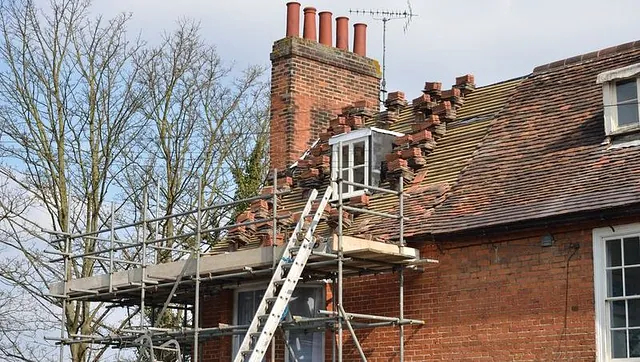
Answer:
335, 16, 349, 50
318, 11, 333, 46
353, 23, 367, 56
303, 7, 317, 41
285, 2, 301, 37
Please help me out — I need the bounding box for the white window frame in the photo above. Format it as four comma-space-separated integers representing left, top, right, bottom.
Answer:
232, 283, 325, 361
328, 127, 403, 200
593, 223, 640, 361
597, 64, 640, 135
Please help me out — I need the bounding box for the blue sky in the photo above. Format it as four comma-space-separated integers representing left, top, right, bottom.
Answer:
88, 0, 640, 98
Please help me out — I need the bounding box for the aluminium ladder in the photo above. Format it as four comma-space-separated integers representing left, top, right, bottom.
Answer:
234, 186, 333, 362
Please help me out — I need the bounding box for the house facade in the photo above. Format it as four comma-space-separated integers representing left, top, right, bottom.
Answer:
201, 3, 640, 361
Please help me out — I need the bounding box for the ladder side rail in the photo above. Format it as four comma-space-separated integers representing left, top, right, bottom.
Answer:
248, 186, 333, 362
234, 188, 319, 362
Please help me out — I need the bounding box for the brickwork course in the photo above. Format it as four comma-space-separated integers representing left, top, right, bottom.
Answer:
201, 2, 640, 361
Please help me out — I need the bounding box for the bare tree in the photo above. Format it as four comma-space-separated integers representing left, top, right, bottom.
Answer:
121, 19, 269, 259
0, 0, 145, 360
0, 1, 270, 361
115, 21, 269, 360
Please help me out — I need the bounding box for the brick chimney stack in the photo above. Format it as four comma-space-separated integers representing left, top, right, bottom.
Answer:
270, 2, 381, 171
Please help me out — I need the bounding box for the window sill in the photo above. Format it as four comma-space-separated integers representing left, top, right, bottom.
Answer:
605, 126, 640, 149
331, 189, 365, 202
608, 125, 640, 137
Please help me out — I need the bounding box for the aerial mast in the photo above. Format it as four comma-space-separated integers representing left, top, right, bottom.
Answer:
349, 1, 418, 104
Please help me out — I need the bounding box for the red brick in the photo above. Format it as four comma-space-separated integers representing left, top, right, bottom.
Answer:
441, 88, 461, 99
385, 151, 401, 163
387, 158, 408, 171
319, 131, 332, 141
297, 159, 313, 168
347, 115, 364, 129
432, 101, 452, 115
329, 116, 346, 128
311, 142, 330, 157
387, 91, 405, 102
393, 135, 414, 146
348, 193, 370, 207
312, 155, 330, 167
258, 232, 284, 247
412, 94, 431, 106
300, 168, 320, 179
412, 130, 433, 143
277, 176, 293, 188
235, 211, 254, 223
456, 73, 475, 86
424, 81, 442, 92
412, 115, 441, 132
331, 124, 351, 135
249, 199, 269, 213
261, 186, 275, 196
401, 147, 422, 159
353, 99, 375, 108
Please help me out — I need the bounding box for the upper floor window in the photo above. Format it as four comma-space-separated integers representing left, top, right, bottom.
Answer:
329, 127, 402, 199
593, 224, 640, 361
598, 64, 640, 135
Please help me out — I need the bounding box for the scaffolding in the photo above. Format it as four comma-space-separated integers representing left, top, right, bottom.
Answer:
46, 165, 432, 361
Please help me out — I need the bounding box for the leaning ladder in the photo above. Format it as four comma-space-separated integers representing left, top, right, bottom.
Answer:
234, 186, 333, 362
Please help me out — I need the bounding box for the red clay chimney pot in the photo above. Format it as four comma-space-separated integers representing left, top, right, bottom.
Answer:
303, 7, 317, 41
335, 16, 349, 50
353, 23, 367, 57
318, 11, 333, 46
285, 2, 301, 37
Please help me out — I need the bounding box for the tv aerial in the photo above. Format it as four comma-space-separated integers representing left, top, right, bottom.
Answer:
350, 1, 418, 103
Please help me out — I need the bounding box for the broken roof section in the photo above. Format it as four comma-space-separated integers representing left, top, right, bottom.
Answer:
224, 75, 523, 248
429, 41, 640, 235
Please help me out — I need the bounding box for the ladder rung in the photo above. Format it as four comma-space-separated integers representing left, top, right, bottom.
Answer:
250, 332, 264, 339
233, 186, 333, 362
273, 279, 286, 286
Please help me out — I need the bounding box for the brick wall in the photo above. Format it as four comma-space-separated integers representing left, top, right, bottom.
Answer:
269, 37, 381, 171
200, 218, 640, 361
340, 223, 601, 361
200, 290, 233, 361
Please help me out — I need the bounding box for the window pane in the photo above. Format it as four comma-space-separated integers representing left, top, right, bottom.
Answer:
237, 291, 256, 324
235, 290, 266, 361
288, 333, 315, 360
609, 269, 624, 297
353, 142, 365, 166
626, 267, 640, 296
341, 145, 349, 169
612, 300, 627, 328
608, 239, 622, 267
629, 300, 640, 327
625, 237, 640, 265
612, 330, 628, 358
618, 103, 640, 127
616, 80, 639, 127
630, 329, 640, 357
617, 79, 638, 102
342, 170, 349, 194
353, 166, 365, 188
288, 288, 322, 361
